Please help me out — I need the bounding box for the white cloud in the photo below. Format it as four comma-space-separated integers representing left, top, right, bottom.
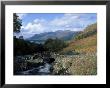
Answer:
50, 13, 80, 27
17, 13, 27, 19
34, 18, 46, 24
24, 22, 45, 33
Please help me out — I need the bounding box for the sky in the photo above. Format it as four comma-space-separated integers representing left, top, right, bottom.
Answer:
15, 13, 97, 39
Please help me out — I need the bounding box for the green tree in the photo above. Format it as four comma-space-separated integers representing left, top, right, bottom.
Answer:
13, 13, 22, 33
44, 38, 67, 52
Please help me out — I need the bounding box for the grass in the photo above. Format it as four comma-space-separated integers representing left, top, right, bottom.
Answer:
68, 53, 97, 75
52, 53, 97, 75
62, 34, 97, 54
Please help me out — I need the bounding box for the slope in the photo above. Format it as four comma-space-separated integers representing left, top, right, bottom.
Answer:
62, 23, 97, 54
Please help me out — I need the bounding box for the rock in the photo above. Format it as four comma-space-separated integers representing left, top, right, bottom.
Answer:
43, 57, 55, 64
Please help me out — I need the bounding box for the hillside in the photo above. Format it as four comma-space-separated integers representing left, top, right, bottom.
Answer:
52, 23, 97, 75
61, 23, 97, 54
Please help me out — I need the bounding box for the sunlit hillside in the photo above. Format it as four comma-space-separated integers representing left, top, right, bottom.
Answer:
61, 23, 97, 54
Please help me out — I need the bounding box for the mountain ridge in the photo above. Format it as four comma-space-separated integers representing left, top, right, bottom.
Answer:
26, 30, 81, 41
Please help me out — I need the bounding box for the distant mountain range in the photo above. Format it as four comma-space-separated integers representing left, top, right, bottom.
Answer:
26, 30, 81, 43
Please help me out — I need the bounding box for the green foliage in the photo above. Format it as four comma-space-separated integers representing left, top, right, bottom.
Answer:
62, 50, 79, 55
14, 37, 68, 56
44, 38, 68, 52
14, 38, 45, 56
13, 13, 22, 33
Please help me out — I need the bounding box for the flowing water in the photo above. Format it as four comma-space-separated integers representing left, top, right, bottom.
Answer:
16, 62, 52, 75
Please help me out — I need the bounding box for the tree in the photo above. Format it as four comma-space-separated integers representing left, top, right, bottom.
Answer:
44, 38, 67, 52
13, 13, 22, 33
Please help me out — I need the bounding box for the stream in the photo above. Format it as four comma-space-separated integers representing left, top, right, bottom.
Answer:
16, 63, 52, 75
14, 51, 56, 75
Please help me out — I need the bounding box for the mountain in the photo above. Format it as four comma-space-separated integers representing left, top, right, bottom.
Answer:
27, 30, 80, 42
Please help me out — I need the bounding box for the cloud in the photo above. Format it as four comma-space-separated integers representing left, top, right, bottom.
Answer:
20, 22, 45, 38
17, 13, 27, 19
50, 14, 78, 26
51, 13, 96, 29
34, 18, 46, 24
20, 13, 96, 38
20, 18, 50, 38
24, 19, 47, 33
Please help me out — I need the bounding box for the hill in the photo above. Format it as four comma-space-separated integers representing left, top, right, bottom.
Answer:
61, 23, 97, 54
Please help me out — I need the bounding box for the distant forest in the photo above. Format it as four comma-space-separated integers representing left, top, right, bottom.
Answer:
14, 37, 67, 56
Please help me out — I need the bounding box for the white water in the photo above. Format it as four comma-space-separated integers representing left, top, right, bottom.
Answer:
18, 63, 52, 75
38, 63, 52, 73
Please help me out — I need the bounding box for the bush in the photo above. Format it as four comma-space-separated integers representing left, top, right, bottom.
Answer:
61, 50, 79, 55
44, 38, 68, 52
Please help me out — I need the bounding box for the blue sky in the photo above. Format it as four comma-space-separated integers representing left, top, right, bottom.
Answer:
16, 13, 97, 39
